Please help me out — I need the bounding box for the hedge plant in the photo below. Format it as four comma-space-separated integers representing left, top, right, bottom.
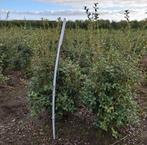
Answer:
80, 50, 140, 137
24, 25, 145, 137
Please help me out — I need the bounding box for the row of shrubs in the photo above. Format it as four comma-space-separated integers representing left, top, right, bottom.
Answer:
0, 19, 147, 30
0, 25, 146, 137
27, 26, 146, 137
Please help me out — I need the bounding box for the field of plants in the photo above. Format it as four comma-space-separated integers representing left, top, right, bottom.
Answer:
0, 19, 147, 145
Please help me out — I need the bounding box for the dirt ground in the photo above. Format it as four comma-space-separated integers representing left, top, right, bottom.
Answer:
0, 57, 147, 145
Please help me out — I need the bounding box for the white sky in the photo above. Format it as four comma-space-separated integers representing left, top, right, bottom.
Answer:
0, 0, 146, 21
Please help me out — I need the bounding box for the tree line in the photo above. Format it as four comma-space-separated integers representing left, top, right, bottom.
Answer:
0, 19, 146, 29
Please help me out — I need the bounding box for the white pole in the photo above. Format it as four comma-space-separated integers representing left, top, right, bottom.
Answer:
52, 18, 66, 140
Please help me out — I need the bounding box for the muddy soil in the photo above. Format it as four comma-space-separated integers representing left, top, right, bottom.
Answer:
0, 56, 147, 145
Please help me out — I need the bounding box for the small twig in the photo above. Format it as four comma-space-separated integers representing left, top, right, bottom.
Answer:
110, 134, 130, 145
111, 121, 145, 145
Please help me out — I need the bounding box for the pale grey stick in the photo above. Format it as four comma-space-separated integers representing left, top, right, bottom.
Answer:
52, 18, 66, 140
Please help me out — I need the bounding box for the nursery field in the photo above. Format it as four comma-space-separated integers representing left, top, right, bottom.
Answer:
0, 22, 147, 145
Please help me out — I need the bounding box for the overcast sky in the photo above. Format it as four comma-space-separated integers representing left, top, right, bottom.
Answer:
0, 0, 146, 21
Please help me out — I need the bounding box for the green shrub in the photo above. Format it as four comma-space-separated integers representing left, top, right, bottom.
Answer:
80, 50, 140, 137
28, 58, 85, 117
26, 26, 144, 137
27, 61, 52, 116
0, 40, 32, 72
0, 28, 32, 75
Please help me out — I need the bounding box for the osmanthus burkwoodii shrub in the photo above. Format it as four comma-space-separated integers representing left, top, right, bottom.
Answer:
27, 26, 142, 137
28, 58, 85, 117
80, 50, 140, 137
28, 47, 141, 138
0, 30, 32, 73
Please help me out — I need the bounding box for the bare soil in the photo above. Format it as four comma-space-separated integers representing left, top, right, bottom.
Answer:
0, 57, 147, 145
0, 71, 113, 145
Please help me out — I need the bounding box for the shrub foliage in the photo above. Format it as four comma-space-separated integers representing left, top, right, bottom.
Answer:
0, 22, 146, 136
